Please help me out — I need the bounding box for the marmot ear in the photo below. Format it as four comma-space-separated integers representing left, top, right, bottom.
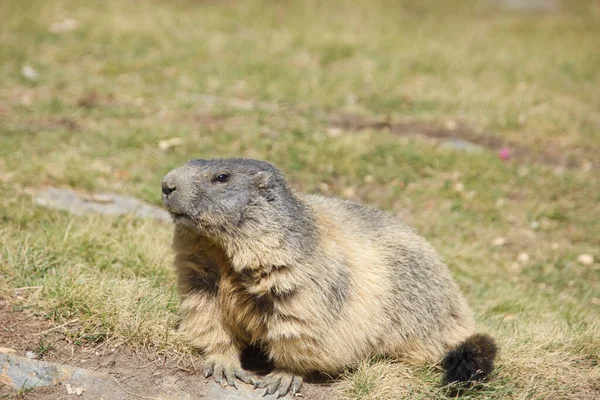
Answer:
255, 171, 271, 188
254, 171, 276, 201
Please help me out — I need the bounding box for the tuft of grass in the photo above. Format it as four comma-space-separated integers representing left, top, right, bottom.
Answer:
33, 338, 55, 359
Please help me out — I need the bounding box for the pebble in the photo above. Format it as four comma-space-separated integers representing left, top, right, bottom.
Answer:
25, 351, 38, 360
492, 237, 507, 247
49, 18, 80, 33
326, 127, 343, 138
517, 252, 530, 263
21, 65, 38, 81
158, 137, 184, 151
576, 254, 594, 266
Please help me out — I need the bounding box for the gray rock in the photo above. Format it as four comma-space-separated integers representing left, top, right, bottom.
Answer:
34, 187, 171, 222
439, 138, 484, 152
0, 353, 126, 399
494, 0, 561, 12
1, 353, 286, 399
24, 351, 38, 360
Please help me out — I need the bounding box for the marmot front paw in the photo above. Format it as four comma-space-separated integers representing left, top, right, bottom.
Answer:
203, 355, 258, 389
257, 371, 303, 398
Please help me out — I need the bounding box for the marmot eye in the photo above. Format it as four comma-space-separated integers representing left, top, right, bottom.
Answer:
214, 173, 230, 183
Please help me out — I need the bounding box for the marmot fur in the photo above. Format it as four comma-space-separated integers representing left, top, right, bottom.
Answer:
161, 158, 497, 397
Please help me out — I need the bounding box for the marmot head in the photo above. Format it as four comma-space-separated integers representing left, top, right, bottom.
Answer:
161, 158, 290, 235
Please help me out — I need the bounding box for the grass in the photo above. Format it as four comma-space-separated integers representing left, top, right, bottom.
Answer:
0, 0, 599, 398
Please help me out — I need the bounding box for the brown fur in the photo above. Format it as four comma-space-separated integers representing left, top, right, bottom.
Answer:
161, 158, 489, 396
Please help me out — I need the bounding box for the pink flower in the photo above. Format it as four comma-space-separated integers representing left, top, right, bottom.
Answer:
498, 147, 510, 160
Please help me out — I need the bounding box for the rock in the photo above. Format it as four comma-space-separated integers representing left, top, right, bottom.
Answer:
49, 18, 80, 33
25, 351, 38, 359
158, 137, 184, 151
34, 187, 171, 222
498, 0, 560, 12
326, 127, 343, 138
439, 138, 483, 152
517, 252, 530, 263
577, 254, 594, 266
0, 353, 125, 399
530, 220, 540, 231
492, 237, 507, 247
21, 65, 38, 81
65, 383, 86, 395
444, 120, 458, 131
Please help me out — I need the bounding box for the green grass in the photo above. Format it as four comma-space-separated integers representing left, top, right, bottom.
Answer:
1, 0, 599, 398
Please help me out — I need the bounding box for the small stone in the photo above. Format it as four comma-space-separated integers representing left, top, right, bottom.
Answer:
158, 137, 184, 151
65, 384, 86, 395
454, 183, 464, 192
530, 220, 540, 231
492, 237, 507, 247
20, 94, 34, 106
551, 242, 559, 250
342, 187, 356, 198
517, 252, 530, 263
495, 198, 505, 208
326, 127, 343, 138
49, 18, 79, 33
444, 120, 458, 131
499, 0, 560, 12
576, 254, 594, 266
440, 138, 482, 152
21, 65, 38, 81
363, 175, 375, 184
25, 351, 38, 359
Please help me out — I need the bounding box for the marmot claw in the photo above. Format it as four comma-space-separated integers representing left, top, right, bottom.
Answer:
203, 358, 258, 389
257, 372, 302, 398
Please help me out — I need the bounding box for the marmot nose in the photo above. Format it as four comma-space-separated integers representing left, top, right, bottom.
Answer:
161, 179, 176, 197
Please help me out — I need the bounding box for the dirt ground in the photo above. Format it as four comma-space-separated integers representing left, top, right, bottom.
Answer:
0, 299, 342, 399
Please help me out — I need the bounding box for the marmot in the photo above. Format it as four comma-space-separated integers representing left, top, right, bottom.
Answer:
161, 158, 497, 397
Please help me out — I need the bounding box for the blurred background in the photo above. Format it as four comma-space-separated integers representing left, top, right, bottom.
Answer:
1, 0, 599, 398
